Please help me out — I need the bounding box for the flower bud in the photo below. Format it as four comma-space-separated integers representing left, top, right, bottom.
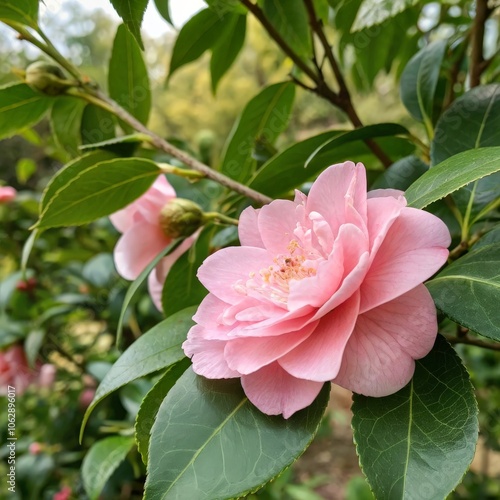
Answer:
25, 61, 73, 96
158, 199, 205, 238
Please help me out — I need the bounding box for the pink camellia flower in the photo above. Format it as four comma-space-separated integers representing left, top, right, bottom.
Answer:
183, 162, 451, 418
53, 486, 72, 500
0, 186, 16, 203
110, 175, 196, 310
0, 345, 38, 395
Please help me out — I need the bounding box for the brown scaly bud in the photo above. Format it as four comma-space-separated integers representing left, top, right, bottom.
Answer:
158, 199, 205, 238
25, 61, 75, 96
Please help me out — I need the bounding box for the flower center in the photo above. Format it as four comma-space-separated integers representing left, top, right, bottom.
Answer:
235, 240, 317, 305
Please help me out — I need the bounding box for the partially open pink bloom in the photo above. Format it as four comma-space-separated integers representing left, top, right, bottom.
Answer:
110, 175, 196, 310
183, 162, 451, 418
0, 345, 38, 395
0, 186, 16, 203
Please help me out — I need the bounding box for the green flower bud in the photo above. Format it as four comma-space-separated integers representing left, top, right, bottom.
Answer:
25, 61, 74, 96
159, 198, 205, 238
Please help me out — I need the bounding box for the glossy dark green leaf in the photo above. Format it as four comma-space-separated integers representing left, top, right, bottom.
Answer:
153, 0, 172, 25
135, 359, 190, 465
427, 244, 500, 341
109, 0, 148, 49
352, 0, 418, 31
144, 368, 330, 499
431, 85, 500, 220
36, 158, 160, 229
81, 307, 196, 440
260, 0, 312, 58
0, 0, 38, 27
352, 335, 478, 500
305, 123, 408, 168
116, 238, 184, 345
109, 24, 151, 128
400, 40, 447, 129
162, 227, 212, 317
50, 96, 86, 158
221, 82, 295, 182
82, 435, 135, 500
371, 155, 428, 190
0, 83, 52, 140
205, 0, 247, 15
40, 151, 115, 213
80, 104, 116, 145
250, 132, 413, 197
210, 13, 246, 93
474, 225, 500, 249
431, 85, 500, 165
405, 147, 500, 209
168, 9, 230, 79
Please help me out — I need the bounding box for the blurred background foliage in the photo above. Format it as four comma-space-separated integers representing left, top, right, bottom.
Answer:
1, 0, 500, 498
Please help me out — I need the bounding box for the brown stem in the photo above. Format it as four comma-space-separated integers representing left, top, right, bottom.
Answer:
239, 0, 318, 83
445, 334, 500, 351
88, 89, 273, 205
470, 0, 492, 87
302, 0, 392, 167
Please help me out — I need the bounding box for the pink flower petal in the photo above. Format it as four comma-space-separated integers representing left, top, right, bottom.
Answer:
224, 320, 319, 374
367, 188, 405, 199
110, 175, 175, 232
279, 292, 360, 381
258, 199, 304, 255
360, 207, 450, 313
241, 362, 324, 418
183, 328, 240, 378
197, 247, 271, 304
333, 285, 437, 396
114, 222, 170, 280
239, 206, 264, 247
307, 162, 367, 238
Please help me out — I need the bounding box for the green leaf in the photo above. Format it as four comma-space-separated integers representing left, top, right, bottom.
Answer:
162, 227, 211, 317
108, 0, 148, 49
40, 151, 115, 213
109, 24, 151, 128
80, 104, 116, 145
36, 158, 160, 229
210, 14, 246, 93
79, 133, 148, 152
405, 147, 500, 209
474, 225, 500, 249
116, 238, 184, 345
371, 155, 428, 190
431, 85, 500, 221
400, 40, 447, 130
221, 82, 295, 182
0, 0, 38, 28
82, 435, 135, 500
431, 85, 500, 165
16, 158, 36, 184
50, 97, 86, 158
260, 0, 312, 59
0, 83, 52, 140
168, 9, 230, 79
81, 307, 196, 440
250, 132, 413, 197
153, 0, 172, 25
305, 123, 408, 168
427, 244, 500, 341
352, 0, 418, 31
135, 359, 190, 465
352, 335, 478, 500
144, 368, 330, 500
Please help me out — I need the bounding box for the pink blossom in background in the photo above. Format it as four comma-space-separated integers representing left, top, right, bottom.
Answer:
53, 486, 72, 500
0, 345, 38, 395
0, 186, 16, 203
110, 175, 196, 310
183, 162, 451, 418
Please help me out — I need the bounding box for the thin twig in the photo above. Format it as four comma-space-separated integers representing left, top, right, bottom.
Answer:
470, 0, 493, 87
87, 89, 273, 205
445, 334, 500, 352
